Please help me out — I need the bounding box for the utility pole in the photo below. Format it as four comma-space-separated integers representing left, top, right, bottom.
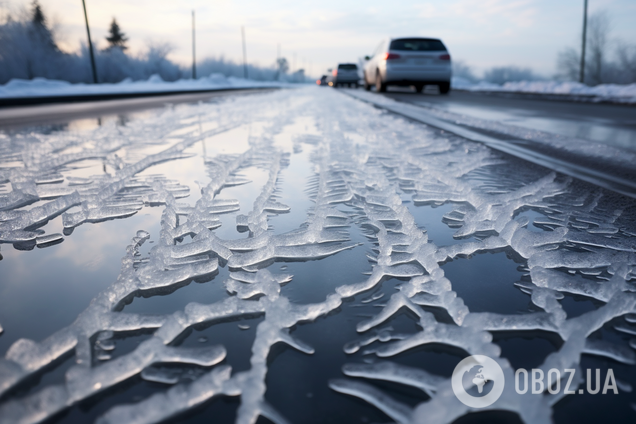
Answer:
241, 26, 248, 79
579, 0, 588, 84
192, 10, 197, 79
81, 0, 98, 84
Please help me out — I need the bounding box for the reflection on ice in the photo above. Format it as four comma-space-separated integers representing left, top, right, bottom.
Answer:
0, 87, 635, 424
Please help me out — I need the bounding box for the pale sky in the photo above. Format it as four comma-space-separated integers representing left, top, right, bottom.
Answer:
3, 0, 636, 78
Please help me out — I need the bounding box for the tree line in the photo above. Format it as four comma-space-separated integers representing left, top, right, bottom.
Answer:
556, 10, 636, 86
0, 1, 296, 85
451, 10, 636, 86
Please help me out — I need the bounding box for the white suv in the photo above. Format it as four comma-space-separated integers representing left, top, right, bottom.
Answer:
363, 37, 452, 94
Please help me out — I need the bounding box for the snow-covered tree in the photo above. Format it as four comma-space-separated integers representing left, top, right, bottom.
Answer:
0, 6, 283, 84
30, 0, 55, 49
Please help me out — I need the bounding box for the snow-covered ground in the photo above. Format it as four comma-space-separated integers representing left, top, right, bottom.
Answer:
3, 73, 634, 105
0, 73, 285, 99
452, 77, 636, 103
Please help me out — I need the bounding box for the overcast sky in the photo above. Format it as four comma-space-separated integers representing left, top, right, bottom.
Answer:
4, 0, 636, 78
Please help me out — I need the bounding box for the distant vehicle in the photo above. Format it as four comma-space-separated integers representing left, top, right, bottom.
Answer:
363, 37, 451, 94
326, 63, 359, 88
316, 75, 328, 86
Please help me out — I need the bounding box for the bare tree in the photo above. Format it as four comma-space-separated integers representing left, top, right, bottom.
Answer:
586, 11, 610, 85
556, 10, 611, 85
483, 66, 538, 84
452, 60, 478, 82
615, 42, 636, 83
556, 47, 580, 81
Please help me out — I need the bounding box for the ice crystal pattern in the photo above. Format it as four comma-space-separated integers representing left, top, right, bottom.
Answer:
0, 88, 635, 424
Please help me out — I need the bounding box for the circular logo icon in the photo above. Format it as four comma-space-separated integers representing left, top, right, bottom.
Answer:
452, 355, 505, 408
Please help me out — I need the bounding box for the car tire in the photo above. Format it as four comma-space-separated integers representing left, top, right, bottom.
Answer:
439, 82, 451, 94
414, 84, 424, 93
363, 74, 371, 91
375, 71, 386, 92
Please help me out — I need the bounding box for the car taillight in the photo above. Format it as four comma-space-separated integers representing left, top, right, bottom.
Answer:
439, 54, 451, 60
383, 53, 401, 60
332, 69, 338, 76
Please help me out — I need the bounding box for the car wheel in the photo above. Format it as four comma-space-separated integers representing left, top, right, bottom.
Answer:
375, 71, 386, 92
363, 74, 371, 91
414, 84, 424, 93
439, 82, 451, 94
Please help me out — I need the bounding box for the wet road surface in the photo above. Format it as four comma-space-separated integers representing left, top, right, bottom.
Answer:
378, 88, 636, 151
0, 87, 635, 424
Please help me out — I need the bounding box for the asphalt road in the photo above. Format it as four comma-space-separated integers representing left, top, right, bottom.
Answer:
375, 87, 636, 151
0, 87, 636, 424
2, 86, 636, 424
4, 86, 634, 153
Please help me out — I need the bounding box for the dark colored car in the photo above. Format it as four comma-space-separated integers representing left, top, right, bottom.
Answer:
326, 63, 359, 88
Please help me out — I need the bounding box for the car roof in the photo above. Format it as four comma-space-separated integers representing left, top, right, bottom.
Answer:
389, 36, 442, 41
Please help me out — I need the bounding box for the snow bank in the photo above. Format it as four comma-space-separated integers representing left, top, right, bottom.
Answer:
0, 74, 284, 99
452, 77, 636, 103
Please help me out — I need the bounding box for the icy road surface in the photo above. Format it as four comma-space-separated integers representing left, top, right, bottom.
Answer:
1, 87, 636, 424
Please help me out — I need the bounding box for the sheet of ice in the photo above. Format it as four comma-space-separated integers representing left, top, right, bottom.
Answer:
0, 87, 635, 424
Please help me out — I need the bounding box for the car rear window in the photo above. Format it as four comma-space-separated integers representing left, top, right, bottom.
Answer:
389, 38, 446, 52
338, 64, 358, 70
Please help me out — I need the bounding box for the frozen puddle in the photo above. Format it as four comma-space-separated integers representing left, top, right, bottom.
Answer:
0, 87, 635, 424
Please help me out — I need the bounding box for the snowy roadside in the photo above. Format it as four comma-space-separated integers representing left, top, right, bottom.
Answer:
452, 77, 636, 104
0, 73, 287, 100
